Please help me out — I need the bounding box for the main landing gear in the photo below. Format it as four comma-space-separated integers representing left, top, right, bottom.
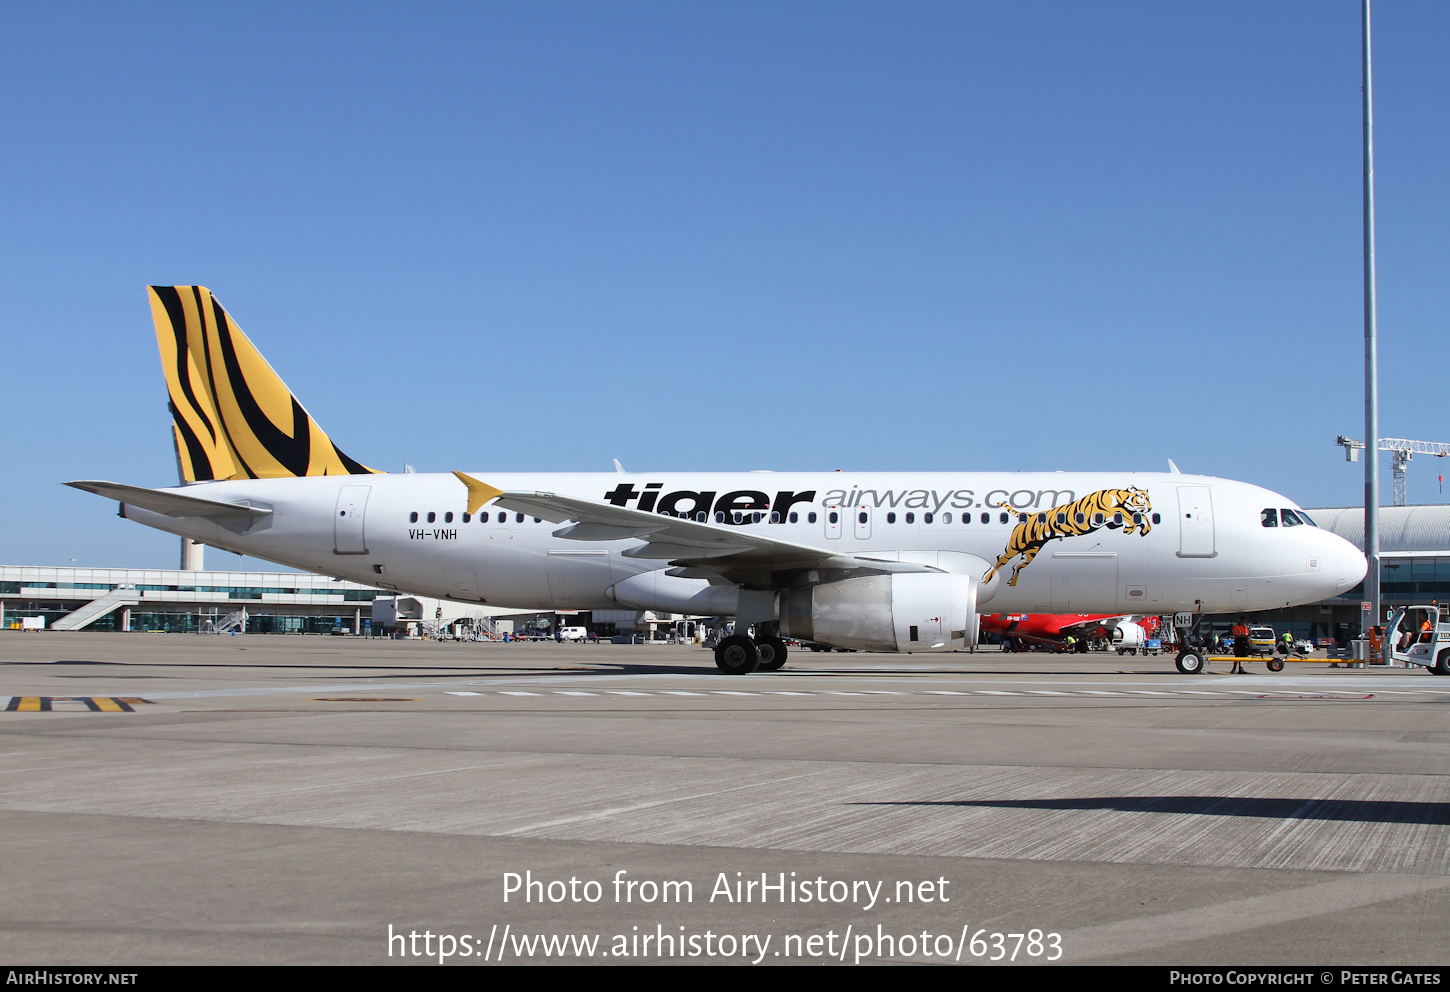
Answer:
754, 636, 788, 672
713, 634, 790, 674
714, 635, 760, 675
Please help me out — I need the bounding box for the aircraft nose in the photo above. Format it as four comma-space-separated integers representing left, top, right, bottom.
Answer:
1327, 531, 1368, 592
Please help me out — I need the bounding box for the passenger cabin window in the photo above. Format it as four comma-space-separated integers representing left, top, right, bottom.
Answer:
789, 512, 799, 523
444, 512, 453, 523
409, 512, 418, 523
1075, 512, 1086, 525
808, 512, 817, 524
924, 512, 934, 524
1151, 513, 1161, 524
1261, 508, 1279, 528
427, 512, 436, 523
886, 512, 896, 524
462, 513, 471, 523
828, 511, 838, 524
516, 512, 524, 523
857, 511, 868, 524
905, 512, 915, 524
1281, 509, 1305, 527
942, 512, 952, 524
497, 511, 507, 523
998, 512, 1009, 524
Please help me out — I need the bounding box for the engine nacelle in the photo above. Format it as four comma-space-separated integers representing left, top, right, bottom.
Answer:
606, 571, 740, 615
1112, 621, 1146, 649
778, 572, 978, 652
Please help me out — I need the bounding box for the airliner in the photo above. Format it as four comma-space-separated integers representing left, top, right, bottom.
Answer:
67, 287, 1367, 675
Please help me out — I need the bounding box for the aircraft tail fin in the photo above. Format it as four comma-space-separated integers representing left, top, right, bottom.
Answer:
147, 286, 379, 482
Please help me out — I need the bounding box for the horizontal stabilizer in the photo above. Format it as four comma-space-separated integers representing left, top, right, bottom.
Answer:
65, 481, 273, 519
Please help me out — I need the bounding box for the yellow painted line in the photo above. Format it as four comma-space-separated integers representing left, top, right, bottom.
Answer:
2, 696, 146, 712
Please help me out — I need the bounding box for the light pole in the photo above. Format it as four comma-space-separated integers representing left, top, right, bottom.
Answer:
1362, 0, 1380, 629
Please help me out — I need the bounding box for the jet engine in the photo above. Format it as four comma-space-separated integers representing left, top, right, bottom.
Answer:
778, 572, 979, 652
1111, 620, 1146, 654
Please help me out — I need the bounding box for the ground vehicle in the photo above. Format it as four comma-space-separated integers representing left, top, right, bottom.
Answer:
1247, 626, 1277, 655
1112, 620, 1160, 656
1385, 605, 1450, 674
558, 626, 587, 641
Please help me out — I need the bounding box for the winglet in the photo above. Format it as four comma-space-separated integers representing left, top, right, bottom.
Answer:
453, 471, 505, 514
613, 458, 626, 474
1167, 459, 1182, 474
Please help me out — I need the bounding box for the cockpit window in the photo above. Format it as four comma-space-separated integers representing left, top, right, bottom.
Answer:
1296, 510, 1316, 526
1260, 508, 1278, 528
1280, 508, 1305, 527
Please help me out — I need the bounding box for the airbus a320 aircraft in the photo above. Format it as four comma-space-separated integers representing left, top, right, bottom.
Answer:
68, 288, 1367, 675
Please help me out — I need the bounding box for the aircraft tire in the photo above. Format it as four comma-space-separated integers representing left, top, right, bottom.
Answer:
1266, 658, 1284, 672
1175, 651, 1206, 675
715, 635, 761, 675
755, 636, 788, 672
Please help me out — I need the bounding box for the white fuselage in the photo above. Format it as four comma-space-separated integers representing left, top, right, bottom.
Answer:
119, 470, 1365, 617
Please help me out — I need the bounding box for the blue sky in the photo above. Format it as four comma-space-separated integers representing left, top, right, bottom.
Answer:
1, 1, 1446, 569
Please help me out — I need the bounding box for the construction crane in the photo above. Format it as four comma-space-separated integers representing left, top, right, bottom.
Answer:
1337, 436, 1450, 506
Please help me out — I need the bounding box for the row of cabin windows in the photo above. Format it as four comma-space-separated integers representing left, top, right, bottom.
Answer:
829, 510, 1164, 527
1261, 508, 1314, 528
404, 508, 1169, 528
409, 511, 543, 524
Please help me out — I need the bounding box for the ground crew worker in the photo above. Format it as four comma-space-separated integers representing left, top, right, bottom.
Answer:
1280, 631, 1293, 655
1065, 635, 1076, 653
1231, 618, 1251, 674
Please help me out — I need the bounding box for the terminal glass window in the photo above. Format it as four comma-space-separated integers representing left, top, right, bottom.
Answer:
1261, 508, 1278, 527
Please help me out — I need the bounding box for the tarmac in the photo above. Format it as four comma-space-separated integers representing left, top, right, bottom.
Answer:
2, 632, 1447, 966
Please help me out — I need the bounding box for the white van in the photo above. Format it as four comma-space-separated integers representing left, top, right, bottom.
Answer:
559, 626, 588, 642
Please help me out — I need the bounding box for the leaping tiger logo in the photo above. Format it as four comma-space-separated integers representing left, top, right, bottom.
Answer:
984, 487, 1153, 587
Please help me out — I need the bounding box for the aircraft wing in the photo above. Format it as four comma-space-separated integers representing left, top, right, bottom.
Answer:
65, 480, 273, 519
464, 476, 938, 585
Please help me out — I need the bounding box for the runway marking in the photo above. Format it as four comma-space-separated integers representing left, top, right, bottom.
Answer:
554, 691, 597, 696
1, 696, 150, 712
311, 697, 419, 702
